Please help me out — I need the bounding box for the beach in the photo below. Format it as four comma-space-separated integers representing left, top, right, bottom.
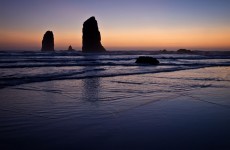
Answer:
0, 52, 230, 150
1, 0, 230, 149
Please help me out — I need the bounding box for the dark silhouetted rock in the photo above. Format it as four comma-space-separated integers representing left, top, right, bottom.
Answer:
82, 16, 106, 52
160, 49, 168, 53
41, 31, 54, 51
177, 49, 192, 54
68, 45, 74, 51
135, 56, 160, 65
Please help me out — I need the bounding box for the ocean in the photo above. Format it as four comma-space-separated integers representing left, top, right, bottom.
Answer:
0, 50, 230, 150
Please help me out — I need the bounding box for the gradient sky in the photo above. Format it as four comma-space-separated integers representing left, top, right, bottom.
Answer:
1, 0, 230, 51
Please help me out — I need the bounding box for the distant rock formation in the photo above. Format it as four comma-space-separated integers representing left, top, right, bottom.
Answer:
41, 31, 54, 51
82, 16, 106, 52
177, 49, 192, 54
135, 56, 160, 65
160, 49, 168, 53
68, 45, 74, 51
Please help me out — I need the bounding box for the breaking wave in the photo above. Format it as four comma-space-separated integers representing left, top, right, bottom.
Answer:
0, 51, 230, 88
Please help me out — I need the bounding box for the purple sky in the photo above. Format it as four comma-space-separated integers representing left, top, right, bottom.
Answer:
1, 0, 230, 50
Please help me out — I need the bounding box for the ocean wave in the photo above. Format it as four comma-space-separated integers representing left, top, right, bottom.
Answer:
0, 61, 229, 69
0, 65, 211, 89
0, 51, 230, 88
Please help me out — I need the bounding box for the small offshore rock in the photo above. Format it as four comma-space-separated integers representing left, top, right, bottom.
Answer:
177, 49, 192, 54
135, 56, 160, 65
68, 45, 74, 51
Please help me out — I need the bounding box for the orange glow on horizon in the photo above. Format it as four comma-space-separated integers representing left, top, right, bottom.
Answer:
1, 26, 230, 51
1, 0, 230, 51
102, 27, 230, 50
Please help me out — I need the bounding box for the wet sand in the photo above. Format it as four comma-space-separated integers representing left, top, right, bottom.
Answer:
0, 67, 230, 150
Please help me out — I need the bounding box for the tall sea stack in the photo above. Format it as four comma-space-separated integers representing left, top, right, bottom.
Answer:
41, 31, 54, 51
82, 16, 106, 52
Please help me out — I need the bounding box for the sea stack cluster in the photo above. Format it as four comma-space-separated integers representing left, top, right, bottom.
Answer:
41, 31, 54, 51
41, 17, 106, 52
82, 16, 106, 52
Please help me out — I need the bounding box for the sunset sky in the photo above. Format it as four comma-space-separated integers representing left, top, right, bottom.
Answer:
1, 0, 230, 51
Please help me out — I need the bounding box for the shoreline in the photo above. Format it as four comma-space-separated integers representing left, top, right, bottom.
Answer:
0, 64, 230, 150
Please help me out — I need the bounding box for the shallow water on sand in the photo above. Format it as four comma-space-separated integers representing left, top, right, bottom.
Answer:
0, 66, 230, 150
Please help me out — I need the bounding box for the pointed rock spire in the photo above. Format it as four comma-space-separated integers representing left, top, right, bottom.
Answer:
41, 31, 54, 51
82, 16, 106, 52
